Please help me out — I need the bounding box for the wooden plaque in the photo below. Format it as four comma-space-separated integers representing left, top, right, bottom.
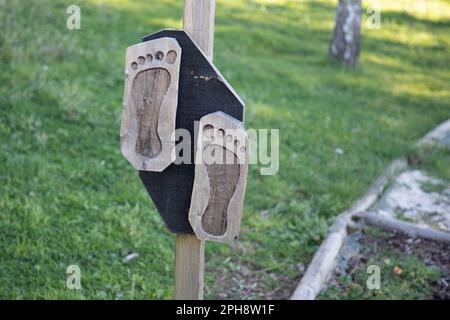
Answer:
121, 37, 182, 172
189, 112, 248, 242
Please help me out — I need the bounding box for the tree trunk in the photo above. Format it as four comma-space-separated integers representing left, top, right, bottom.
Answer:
329, 0, 362, 66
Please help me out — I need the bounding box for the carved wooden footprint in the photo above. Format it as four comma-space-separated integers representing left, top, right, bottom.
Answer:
121, 38, 181, 172
189, 112, 249, 242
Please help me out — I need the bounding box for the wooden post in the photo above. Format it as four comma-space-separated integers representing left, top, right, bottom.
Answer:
183, 0, 216, 58
174, 0, 216, 300
174, 234, 205, 299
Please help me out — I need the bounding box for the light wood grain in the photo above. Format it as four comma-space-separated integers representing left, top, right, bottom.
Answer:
121, 37, 181, 172
183, 0, 216, 58
189, 112, 249, 242
174, 234, 205, 300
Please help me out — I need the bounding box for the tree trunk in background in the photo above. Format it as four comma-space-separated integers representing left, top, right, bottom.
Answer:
329, 0, 362, 66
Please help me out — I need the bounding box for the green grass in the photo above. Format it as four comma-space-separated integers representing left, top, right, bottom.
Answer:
1, 0, 449, 299
418, 146, 450, 181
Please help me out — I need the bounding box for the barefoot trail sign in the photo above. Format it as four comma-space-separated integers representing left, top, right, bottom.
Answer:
121, 29, 248, 240
120, 0, 247, 299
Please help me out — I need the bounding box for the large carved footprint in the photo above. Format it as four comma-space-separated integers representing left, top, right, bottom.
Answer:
189, 112, 249, 242
133, 67, 170, 158
120, 38, 181, 172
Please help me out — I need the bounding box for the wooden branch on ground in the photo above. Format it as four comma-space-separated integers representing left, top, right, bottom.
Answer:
356, 211, 450, 243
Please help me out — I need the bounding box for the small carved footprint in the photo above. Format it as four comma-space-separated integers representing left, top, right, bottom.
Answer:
121, 38, 181, 171
201, 129, 241, 236
189, 112, 249, 242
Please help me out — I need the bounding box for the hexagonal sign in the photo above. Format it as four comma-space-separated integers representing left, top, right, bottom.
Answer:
120, 29, 247, 241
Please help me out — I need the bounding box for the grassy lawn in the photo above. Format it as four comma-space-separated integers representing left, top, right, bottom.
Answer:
1, 0, 449, 299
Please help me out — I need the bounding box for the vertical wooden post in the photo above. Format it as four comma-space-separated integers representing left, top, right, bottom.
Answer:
174, 0, 216, 300
183, 0, 216, 58
174, 234, 205, 299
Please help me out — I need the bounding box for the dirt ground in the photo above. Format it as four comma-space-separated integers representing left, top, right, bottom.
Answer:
322, 228, 450, 299
209, 259, 300, 300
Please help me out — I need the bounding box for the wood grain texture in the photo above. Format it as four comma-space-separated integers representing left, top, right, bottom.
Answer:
189, 111, 248, 242
202, 146, 240, 235
121, 37, 182, 171
174, 234, 205, 300
183, 0, 216, 58
134, 68, 169, 157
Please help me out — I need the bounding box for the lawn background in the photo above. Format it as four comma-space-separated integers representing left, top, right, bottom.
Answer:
0, 0, 449, 299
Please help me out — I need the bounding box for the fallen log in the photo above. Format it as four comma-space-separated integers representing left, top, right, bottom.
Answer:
356, 211, 450, 243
